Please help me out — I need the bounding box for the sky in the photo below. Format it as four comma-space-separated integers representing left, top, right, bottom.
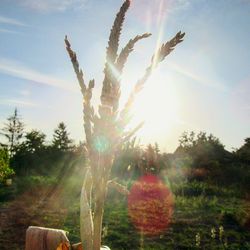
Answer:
0, 0, 249, 153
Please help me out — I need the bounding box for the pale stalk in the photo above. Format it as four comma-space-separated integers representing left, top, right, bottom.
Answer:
65, 1, 185, 249
80, 168, 93, 250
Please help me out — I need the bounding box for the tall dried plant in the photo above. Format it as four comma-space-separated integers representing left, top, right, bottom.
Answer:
65, 0, 184, 249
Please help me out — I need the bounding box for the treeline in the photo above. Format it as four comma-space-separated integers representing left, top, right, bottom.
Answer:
0, 109, 85, 179
112, 133, 250, 194
0, 109, 250, 195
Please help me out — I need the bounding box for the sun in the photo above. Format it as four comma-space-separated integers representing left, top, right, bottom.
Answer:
129, 69, 180, 144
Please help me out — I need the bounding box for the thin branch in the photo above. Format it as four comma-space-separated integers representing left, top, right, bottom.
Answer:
108, 180, 130, 195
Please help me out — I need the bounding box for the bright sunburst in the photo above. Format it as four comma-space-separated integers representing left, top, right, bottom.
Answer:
130, 69, 180, 143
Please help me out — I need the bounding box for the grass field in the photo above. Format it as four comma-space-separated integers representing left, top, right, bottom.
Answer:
0, 169, 249, 250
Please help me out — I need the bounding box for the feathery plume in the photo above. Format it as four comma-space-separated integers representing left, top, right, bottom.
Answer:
116, 33, 152, 73
151, 31, 185, 67
106, 0, 131, 64
65, 36, 94, 148
64, 36, 86, 95
111, 33, 152, 112
101, 0, 131, 107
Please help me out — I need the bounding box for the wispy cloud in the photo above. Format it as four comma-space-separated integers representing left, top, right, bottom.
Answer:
0, 58, 76, 91
19, 0, 87, 13
0, 98, 37, 107
0, 28, 22, 35
20, 89, 31, 96
0, 15, 26, 26
167, 61, 228, 92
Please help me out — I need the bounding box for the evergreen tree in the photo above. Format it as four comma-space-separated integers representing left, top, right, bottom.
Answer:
52, 122, 72, 151
1, 108, 24, 156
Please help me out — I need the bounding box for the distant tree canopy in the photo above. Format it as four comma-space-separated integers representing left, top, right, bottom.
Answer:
0, 109, 249, 193
24, 130, 46, 153
236, 137, 250, 163
0, 108, 24, 156
0, 113, 77, 175
175, 131, 231, 169
112, 140, 167, 179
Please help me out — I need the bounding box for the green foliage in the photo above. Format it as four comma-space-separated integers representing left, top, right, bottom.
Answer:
0, 146, 14, 182
112, 138, 141, 179
1, 109, 250, 249
15, 175, 57, 194
236, 137, 250, 163
176, 131, 230, 169
1, 162, 249, 249
10, 130, 47, 175
170, 181, 238, 197
23, 130, 46, 153
112, 141, 168, 180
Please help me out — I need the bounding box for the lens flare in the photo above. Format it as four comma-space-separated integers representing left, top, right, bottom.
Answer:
128, 174, 174, 236
93, 135, 110, 153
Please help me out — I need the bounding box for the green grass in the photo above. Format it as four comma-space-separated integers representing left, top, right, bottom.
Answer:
0, 174, 249, 249
59, 179, 249, 249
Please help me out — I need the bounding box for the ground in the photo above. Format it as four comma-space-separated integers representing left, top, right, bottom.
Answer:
0, 176, 250, 250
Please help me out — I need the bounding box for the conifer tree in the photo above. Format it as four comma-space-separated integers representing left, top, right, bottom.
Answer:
52, 122, 72, 151
1, 108, 24, 157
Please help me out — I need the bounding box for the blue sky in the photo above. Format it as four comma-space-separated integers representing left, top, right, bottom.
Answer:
0, 0, 249, 152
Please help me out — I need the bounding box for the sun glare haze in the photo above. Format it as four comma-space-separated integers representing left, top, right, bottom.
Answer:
0, 1, 250, 249
0, 0, 249, 152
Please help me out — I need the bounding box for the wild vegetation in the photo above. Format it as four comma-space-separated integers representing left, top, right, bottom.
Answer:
0, 109, 249, 249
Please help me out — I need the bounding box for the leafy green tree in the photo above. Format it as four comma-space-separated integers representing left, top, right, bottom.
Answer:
174, 131, 232, 182
0, 146, 14, 182
52, 122, 72, 151
1, 108, 24, 156
11, 130, 46, 175
24, 130, 46, 153
176, 131, 229, 166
